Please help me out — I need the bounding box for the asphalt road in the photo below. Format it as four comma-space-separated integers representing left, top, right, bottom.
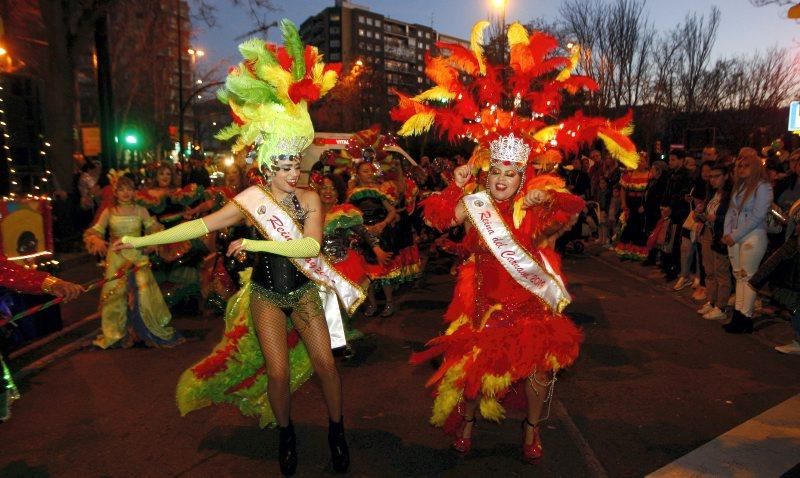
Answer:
1, 249, 798, 477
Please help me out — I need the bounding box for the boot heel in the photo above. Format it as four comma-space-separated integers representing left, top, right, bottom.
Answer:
329, 417, 350, 473
278, 421, 297, 476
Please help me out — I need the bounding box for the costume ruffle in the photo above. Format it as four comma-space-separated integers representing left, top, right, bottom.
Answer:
324, 204, 364, 235
176, 269, 314, 428
346, 186, 396, 205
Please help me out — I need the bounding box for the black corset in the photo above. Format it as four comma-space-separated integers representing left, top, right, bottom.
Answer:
248, 192, 310, 294
251, 253, 309, 294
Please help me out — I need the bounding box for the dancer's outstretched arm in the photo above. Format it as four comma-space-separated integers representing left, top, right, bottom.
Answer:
114, 202, 243, 250
224, 189, 323, 259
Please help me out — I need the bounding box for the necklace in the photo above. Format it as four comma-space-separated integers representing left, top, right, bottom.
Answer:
118, 200, 133, 206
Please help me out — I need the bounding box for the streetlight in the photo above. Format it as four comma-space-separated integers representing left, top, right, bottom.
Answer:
188, 48, 205, 65
492, 0, 507, 63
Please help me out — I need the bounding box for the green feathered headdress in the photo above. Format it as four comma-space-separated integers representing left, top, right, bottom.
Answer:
215, 19, 342, 167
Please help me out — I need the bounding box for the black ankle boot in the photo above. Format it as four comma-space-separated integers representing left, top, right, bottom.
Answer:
723, 310, 753, 334
278, 421, 298, 476
328, 417, 350, 473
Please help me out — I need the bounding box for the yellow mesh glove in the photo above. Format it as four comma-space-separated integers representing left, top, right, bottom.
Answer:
241, 237, 320, 258
121, 219, 209, 248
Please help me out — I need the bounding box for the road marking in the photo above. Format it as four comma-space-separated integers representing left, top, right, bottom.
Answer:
646, 394, 800, 478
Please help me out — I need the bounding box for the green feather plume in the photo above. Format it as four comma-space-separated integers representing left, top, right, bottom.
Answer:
280, 19, 305, 80
216, 87, 229, 105
225, 73, 280, 105
214, 124, 241, 141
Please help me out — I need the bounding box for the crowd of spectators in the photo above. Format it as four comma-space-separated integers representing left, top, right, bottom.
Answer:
575, 143, 800, 355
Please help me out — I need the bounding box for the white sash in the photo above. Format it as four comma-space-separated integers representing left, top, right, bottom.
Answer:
463, 191, 571, 313
233, 186, 366, 348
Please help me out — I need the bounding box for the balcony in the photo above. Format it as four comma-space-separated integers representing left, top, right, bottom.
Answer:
384, 45, 416, 62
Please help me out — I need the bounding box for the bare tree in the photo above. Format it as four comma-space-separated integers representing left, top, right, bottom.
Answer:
673, 8, 721, 113
559, 0, 655, 109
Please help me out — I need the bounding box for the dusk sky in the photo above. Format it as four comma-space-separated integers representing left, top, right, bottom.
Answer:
193, 0, 799, 75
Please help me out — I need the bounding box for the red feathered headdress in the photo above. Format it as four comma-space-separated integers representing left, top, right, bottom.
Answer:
390, 21, 639, 172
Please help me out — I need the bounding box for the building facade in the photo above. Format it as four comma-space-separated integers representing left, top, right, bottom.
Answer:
300, 0, 467, 132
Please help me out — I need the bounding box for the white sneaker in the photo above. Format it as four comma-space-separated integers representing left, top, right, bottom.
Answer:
673, 277, 691, 291
691, 277, 701, 289
697, 302, 713, 315
774, 340, 800, 355
703, 307, 727, 321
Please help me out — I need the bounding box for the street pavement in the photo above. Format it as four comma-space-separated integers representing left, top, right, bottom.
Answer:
1, 247, 799, 477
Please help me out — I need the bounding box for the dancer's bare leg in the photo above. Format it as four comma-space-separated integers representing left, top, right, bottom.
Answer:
524, 371, 552, 445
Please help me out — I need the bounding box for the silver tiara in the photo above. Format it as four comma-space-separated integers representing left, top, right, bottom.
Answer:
489, 133, 531, 171
271, 135, 311, 159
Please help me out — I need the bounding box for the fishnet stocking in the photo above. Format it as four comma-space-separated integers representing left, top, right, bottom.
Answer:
249, 286, 342, 426
291, 288, 342, 421
250, 295, 291, 426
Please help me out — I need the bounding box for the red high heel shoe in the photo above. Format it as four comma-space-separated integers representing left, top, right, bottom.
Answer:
452, 415, 475, 455
522, 418, 543, 463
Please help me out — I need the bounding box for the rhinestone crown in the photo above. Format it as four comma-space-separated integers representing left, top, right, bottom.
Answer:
489, 133, 531, 171
272, 135, 311, 158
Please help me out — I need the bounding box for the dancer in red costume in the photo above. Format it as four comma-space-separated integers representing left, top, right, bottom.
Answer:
392, 20, 639, 462
0, 256, 83, 421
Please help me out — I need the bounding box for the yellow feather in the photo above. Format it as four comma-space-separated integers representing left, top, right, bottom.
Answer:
471, 21, 490, 76
262, 64, 293, 103
479, 396, 506, 422
532, 125, 559, 143
479, 303, 503, 330
431, 361, 466, 426
555, 47, 579, 82
513, 196, 526, 229
413, 86, 457, 103
445, 314, 470, 335
482, 373, 512, 396
598, 132, 639, 169
620, 122, 635, 136
398, 112, 436, 136
507, 23, 530, 47
320, 70, 339, 96
312, 62, 324, 84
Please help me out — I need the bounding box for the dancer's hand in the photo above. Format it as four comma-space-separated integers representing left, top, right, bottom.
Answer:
49, 279, 85, 302
454, 165, 471, 188
111, 239, 134, 251
522, 189, 551, 209
226, 238, 245, 257
374, 247, 394, 266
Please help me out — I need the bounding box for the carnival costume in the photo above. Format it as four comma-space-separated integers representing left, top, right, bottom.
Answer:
391, 21, 638, 460
119, 21, 352, 475
136, 179, 208, 308
85, 183, 182, 349
615, 169, 652, 260
343, 129, 407, 286
0, 256, 73, 420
